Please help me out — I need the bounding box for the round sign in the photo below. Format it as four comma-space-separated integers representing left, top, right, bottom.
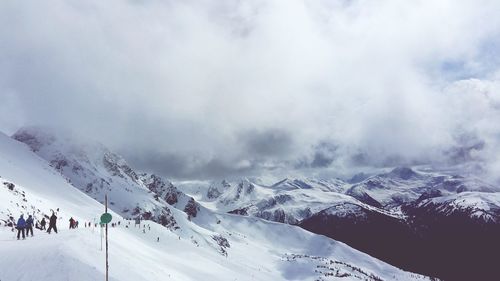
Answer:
100, 213, 112, 224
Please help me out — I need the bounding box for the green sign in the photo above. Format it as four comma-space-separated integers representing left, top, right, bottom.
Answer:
100, 213, 112, 224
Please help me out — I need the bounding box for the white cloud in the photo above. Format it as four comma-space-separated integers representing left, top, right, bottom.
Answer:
0, 0, 499, 180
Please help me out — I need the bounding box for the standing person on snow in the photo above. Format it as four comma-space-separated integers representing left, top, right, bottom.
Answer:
69, 217, 75, 229
26, 215, 34, 237
16, 215, 26, 240
40, 218, 47, 230
47, 212, 58, 234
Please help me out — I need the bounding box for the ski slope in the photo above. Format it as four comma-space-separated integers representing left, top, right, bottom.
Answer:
0, 218, 430, 281
0, 131, 434, 281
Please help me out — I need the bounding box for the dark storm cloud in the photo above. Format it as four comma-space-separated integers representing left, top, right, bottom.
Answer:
127, 149, 258, 180
1, 0, 500, 181
310, 146, 337, 168
294, 142, 337, 169
129, 152, 193, 179
241, 129, 293, 157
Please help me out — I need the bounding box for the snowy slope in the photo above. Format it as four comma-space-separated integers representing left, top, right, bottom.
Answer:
410, 191, 500, 222
177, 167, 500, 280
182, 167, 499, 225
177, 177, 403, 224
270, 177, 347, 193
0, 130, 434, 281
12, 127, 199, 227
347, 167, 497, 208
0, 132, 113, 225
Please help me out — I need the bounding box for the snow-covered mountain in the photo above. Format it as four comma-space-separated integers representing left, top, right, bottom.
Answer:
12, 127, 201, 227
177, 177, 368, 224
410, 191, 500, 222
271, 177, 347, 193
347, 166, 497, 209
0, 129, 433, 281
178, 167, 500, 280
187, 166, 499, 225
5, 126, 500, 280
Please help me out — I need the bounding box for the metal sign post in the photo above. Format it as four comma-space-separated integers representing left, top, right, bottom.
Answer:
100, 195, 112, 281
100, 223, 103, 251
105, 195, 108, 281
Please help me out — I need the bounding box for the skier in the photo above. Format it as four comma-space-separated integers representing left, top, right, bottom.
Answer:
16, 215, 26, 240
47, 212, 58, 234
26, 215, 34, 237
40, 218, 47, 230
69, 217, 75, 229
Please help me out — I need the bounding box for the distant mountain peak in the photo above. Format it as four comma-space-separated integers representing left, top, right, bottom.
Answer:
386, 166, 421, 180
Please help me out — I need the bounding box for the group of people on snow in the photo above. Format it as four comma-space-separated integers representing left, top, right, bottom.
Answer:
14, 212, 58, 239
69, 217, 79, 229
15, 214, 33, 240
11, 213, 162, 243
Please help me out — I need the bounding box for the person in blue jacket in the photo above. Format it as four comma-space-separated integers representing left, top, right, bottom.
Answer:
16, 215, 26, 240
26, 215, 34, 237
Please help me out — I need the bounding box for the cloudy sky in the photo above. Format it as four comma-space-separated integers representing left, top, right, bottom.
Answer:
1, 0, 500, 180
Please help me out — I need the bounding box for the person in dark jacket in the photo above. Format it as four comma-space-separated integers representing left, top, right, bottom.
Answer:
47, 213, 58, 234
25, 215, 34, 237
69, 217, 75, 229
16, 215, 26, 240
40, 218, 47, 230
